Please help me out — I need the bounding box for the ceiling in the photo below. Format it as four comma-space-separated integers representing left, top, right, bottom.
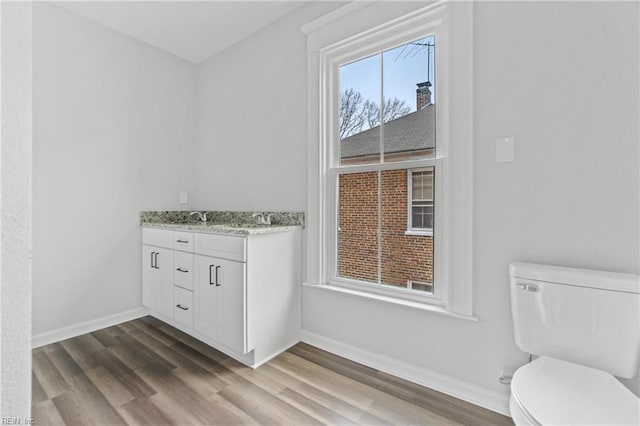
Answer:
55, 1, 307, 64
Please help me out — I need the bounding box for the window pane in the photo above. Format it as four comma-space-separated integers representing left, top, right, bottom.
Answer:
337, 171, 379, 283
412, 170, 433, 200
339, 55, 381, 165
412, 204, 433, 229
382, 36, 435, 162
381, 170, 433, 293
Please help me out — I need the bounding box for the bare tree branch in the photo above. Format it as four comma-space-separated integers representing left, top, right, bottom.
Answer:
340, 88, 412, 139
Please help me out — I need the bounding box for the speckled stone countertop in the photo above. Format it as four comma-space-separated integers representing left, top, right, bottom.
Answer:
140, 211, 304, 236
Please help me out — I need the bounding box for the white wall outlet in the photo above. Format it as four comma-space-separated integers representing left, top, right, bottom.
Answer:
496, 137, 515, 162
179, 192, 188, 204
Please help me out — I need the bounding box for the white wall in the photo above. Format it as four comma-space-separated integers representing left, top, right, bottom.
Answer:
193, 0, 640, 411
192, 3, 342, 210
32, 3, 196, 336
1, 1, 33, 417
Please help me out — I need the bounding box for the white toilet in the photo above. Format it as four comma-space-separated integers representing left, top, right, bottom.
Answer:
509, 262, 640, 425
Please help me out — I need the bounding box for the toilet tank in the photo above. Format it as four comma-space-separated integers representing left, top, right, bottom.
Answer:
510, 262, 640, 378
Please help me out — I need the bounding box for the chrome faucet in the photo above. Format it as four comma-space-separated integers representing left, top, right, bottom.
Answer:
190, 211, 207, 223
252, 212, 272, 225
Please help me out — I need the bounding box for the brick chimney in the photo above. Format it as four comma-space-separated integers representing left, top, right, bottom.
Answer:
416, 81, 432, 109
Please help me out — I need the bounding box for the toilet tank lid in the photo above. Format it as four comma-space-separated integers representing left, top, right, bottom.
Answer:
509, 262, 640, 294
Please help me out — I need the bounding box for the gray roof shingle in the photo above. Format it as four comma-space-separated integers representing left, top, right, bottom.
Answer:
340, 104, 435, 159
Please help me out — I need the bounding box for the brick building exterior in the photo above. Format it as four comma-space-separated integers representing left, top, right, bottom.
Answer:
338, 81, 435, 292
338, 170, 433, 290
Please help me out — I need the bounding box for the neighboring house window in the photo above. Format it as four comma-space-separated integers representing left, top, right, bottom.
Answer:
409, 168, 434, 233
408, 280, 433, 293
304, 1, 474, 316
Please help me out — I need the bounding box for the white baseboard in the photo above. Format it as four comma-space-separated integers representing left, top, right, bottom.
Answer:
300, 330, 511, 416
32, 307, 150, 348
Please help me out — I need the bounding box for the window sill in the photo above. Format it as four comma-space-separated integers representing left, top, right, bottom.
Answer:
302, 282, 478, 321
404, 229, 433, 237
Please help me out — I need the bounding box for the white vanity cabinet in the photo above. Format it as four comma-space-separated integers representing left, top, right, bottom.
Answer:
142, 231, 174, 319
141, 225, 301, 368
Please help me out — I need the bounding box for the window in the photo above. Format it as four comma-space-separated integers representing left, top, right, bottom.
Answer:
409, 168, 434, 233
408, 280, 433, 293
336, 36, 437, 297
304, 1, 474, 316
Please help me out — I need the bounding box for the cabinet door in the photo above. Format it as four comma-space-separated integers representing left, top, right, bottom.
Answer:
216, 258, 246, 353
194, 254, 219, 341
194, 254, 246, 353
142, 245, 173, 318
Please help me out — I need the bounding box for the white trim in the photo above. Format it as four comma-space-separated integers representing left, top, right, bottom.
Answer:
300, 1, 374, 35
305, 1, 474, 317
303, 282, 477, 321
405, 230, 433, 237
300, 329, 510, 416
323, 5, 449, 306
31, 307, 149, 348
330, 276, 445, 306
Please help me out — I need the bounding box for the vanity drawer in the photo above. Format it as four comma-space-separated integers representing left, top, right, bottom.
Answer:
174, 287, 193, 328
142, 228, 174, 249
174, 231, 194, 252
174, 251, 193, 291
194, 233, 246, 262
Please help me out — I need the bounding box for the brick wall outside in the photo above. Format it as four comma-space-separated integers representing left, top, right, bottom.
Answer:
338, 170, 433, 290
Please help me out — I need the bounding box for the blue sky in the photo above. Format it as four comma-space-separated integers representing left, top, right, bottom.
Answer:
340, 35, 435, 114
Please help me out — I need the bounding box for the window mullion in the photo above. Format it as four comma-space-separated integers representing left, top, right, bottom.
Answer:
377, 51, 384, 285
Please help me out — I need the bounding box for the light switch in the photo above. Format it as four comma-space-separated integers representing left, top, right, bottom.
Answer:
496, 137, 515, 162
179, 192, 188, 204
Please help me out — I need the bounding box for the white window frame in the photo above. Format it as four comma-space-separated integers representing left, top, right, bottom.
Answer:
303, 1, 474, 318
406, 168, 434, 236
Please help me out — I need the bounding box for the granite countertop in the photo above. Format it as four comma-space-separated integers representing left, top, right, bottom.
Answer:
140, 210, 304, 236
141, 221, 302, 236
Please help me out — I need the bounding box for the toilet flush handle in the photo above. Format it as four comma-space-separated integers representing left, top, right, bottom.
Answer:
516, 283, 539, 292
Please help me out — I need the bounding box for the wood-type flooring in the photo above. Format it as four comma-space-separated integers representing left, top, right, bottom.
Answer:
32, 316, 513, 426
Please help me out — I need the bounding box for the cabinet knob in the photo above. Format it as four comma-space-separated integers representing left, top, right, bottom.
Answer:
176, 304, 189, 311
176, 268, 189, 273
176, 239, 189, 244
215, 265, 221, 286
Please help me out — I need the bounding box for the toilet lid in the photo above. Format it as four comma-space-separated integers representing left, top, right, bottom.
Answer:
511, 357, 640, 425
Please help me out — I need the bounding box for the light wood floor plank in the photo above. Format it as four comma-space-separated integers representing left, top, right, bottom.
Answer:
85, 366, 136, 407
291, 382, 387, 425
58, 336, 103, 371
91, 349, 157, 399
221, 357, 288, 395
32, 399, 66, 426
46, 347, 84, 383
109, 333, 176, 373
66, 373, 128, 425
90, 329, 119, 347
118, 397, 174, 426
33, 351, 70, 398
136, 366, 240, 425
278, 387, 359, 425
32, 372, 48, 405
218, 381, 324, 426
52, 390, 98, 426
